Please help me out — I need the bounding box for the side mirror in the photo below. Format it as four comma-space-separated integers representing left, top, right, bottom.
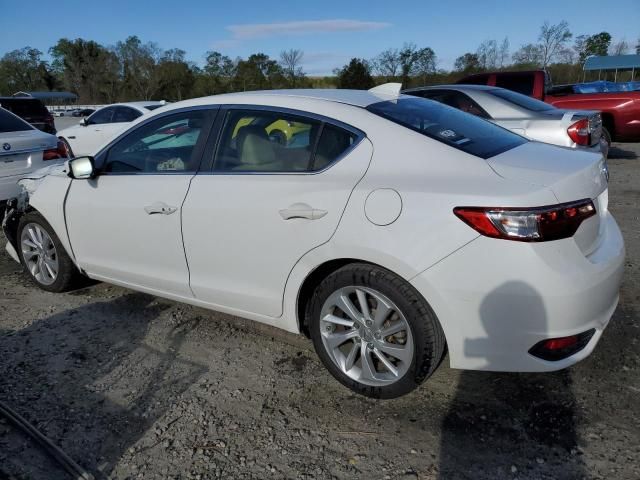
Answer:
68, 156, 95, 179
80, 118, 88, 126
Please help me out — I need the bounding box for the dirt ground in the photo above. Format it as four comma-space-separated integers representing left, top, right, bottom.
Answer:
0, 143, 638, 480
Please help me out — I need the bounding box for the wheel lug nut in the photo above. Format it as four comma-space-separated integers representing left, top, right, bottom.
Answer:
367, 342, 374, 349
325, 325, 332, 331
365, 320, 373, 327
374, 332, 381, 339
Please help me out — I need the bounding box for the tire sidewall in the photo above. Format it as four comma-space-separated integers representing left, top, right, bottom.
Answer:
308, 265, 439, 399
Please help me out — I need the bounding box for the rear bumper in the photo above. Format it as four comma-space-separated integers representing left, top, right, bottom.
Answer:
411, 211, 625, 372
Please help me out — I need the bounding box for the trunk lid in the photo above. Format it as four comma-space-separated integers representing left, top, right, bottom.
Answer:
487, 141, 609, 255
0, 129, 56, 178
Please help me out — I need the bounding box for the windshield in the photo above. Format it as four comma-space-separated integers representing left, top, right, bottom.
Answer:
367, 97, 526, 159
0, 108, 33, 133
489, 88, 555, 112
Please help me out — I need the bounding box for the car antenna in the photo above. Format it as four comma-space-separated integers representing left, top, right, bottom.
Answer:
368, 83, 402, 97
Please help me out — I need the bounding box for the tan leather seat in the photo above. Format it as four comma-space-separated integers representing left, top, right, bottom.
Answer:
234, 125, 282, 171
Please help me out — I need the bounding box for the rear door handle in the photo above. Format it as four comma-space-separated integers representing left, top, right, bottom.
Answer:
145, 202, 178, 215
279, 203, 327, 220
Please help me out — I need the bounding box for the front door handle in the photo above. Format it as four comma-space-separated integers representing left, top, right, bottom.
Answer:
145, 202, 178, 215
279, 202, 327, 220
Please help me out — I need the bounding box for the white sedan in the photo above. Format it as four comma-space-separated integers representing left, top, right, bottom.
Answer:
0, 107, 67, 202
57, 101, 166, 157
3, 88, 624, 398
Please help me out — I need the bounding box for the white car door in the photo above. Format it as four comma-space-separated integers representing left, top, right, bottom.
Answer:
182, 107, 372, 317
65, 107, 217, 296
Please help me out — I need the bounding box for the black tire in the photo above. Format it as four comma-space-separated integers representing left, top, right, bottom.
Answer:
306, 263, 446, 399
602, 127, 612, 147
17, 211, 83, 292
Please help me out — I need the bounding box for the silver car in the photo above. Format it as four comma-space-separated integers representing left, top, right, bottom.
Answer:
0, 107, 67, 202
404, 85, 608, 157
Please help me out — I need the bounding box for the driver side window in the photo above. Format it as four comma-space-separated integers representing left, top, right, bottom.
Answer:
103, 110, 207, 174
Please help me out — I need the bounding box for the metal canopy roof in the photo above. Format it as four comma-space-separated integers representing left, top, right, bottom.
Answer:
584, 55, 640, 71
12, 91, 78, 101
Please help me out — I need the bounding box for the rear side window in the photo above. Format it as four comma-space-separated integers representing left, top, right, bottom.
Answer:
0, 108, 33, 133
88, 107, 115, 125
113, 107, 142, 123
367, 97, 526, 159
494, 74, 535, 96
409, 90, 491, 119
489, 89, 554, 112
213, 109, 357, 173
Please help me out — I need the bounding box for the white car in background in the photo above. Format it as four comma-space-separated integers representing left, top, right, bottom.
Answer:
404, 85, 609, 157
3, 88, 624, 398
57, 101, 166, 157
0, 107, 67, 202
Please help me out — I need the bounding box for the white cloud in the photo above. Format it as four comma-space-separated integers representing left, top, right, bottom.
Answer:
224, 19, 391, 41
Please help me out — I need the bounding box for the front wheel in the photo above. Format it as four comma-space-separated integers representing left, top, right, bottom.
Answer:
18, 212, 83, 292
307, 264, 446, 398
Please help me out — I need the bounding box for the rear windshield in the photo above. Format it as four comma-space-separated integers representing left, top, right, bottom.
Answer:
489, 89, 554, 112
0, 108, 33, 133
0, 98, 48, 116
367, 97, 526, 159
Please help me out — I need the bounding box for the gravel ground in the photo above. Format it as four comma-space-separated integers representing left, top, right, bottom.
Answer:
0, 142, 638, 480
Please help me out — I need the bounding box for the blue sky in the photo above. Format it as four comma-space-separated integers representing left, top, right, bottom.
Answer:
1, 0, 638, 74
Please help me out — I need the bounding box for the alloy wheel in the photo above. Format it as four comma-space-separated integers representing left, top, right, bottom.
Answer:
20, 223, 59, 286
319, 286, 414, 386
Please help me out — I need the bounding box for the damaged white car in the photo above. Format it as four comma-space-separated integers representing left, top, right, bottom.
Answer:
2, 88, 624, 398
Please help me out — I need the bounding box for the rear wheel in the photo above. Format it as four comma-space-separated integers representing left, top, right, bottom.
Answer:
307, 264, 445, 398
18, 212, 83, 292
602, 127, 612, 147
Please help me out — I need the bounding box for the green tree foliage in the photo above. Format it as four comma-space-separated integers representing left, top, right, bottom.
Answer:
453, 53, 481, 73
0, 47, 51, 94
335, 58, 374, 89
50, 39, 119, 102
233, 53, 286, 91
579, 32, 612, 63
156, 49, 196, 101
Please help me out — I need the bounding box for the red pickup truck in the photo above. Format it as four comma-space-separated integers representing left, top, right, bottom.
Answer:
457, 70, 640, 142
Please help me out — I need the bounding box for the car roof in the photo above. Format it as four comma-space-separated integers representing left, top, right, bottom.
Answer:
403, 85, 499, 93
106, 101, 167, 111
169, 89, 404, 110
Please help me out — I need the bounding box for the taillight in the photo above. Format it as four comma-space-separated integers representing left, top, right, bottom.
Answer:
567, 118, 590, 146
43, 140, 70, 161
453, 199, 596, 242
529, 329, 595, 361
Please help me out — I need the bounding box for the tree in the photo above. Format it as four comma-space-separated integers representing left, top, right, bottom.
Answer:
195, 51, 236, 95
233, 53, 285, 91
0, 47, 49, 94
50, 39, 120, 102
115, 36, 161, 100
413, 47, 437, 84
476, 39, 498, 70
398, 43, 419, 84
538, 21, 572, 67
611, 39, 630, 55
373, 48, 401, 79
335, 58, 374, 89
512, 43, 543, 66
453, 52, 481, 73
279, 49, 305, 87
578, 32, 611, 63
498, 37, 510, 68
156, 49, 196, 101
